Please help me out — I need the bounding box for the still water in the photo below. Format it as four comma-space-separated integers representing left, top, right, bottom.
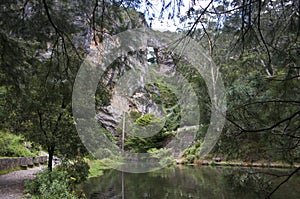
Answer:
82, 165, 300, 199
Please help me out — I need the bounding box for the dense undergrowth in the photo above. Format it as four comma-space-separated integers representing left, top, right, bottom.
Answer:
0, 131, 39, 158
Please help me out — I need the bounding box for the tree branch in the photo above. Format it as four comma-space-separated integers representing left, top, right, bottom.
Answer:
186, 0, 213, 37
200, 21, 213, 57
92, 0, 99, 45
38, 111, 49, 142
227, 110, 300, 133
257, 0, 273, 75
42, 0, 82, 60
266, 167, 300, 198
42, 0, 62, 36
100, 0, 105, 42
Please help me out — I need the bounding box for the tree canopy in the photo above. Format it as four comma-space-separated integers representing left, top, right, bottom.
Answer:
0, 1, 299, 194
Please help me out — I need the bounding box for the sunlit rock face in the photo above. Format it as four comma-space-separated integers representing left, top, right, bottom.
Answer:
84, 8, 184, 151
96, 106, 122, 136
94, 47, 177, 137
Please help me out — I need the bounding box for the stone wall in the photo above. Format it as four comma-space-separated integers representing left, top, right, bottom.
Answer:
0, 156, 48, 170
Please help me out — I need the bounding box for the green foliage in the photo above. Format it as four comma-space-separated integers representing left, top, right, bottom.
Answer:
129, 111, 142, 120
186, 154, 196, 163
125, 136, 150, 152
0, 131, 35, 157
0, 0, 299, 169
93, 148, 124, 167
0, 166, 23, 175
59, 160, 90, 184
147, 148, 175, 166
95, 82, 111, 107
125, 133, 168, 153
135, 113, 161, 126
215, 53, 300, 163
125, 113, 168, 152
145, 82, 181, 132
182, 141, 202, 162
208, 160, 216, 166
86, 159, 110, 178
131, 113, 165, 137
25, 169, 79, 199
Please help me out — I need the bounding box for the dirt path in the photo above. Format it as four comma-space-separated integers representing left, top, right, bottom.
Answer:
0, 166, 45, 199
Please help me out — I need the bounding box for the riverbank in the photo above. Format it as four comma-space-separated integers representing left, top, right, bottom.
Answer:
176, 158, 300, 169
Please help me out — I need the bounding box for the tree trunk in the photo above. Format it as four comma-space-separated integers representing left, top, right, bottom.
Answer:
48, 145, 55, 171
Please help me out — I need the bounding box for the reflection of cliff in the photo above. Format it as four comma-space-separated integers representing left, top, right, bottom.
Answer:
82, 166, 300, 199
83, 166, 219, 199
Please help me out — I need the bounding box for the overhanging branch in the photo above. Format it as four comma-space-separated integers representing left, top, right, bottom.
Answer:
266, 167, 300, 198
227, 110, 300, 133
186, 0, 213, 37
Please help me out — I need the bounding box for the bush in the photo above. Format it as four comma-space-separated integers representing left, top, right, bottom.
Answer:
209, 160, 216, 166
86, 159, 109, 178
0, 131, 35, 157
60, 160, 90, 183
25, 169, 79, 199
182, 141, 202, 159
148, 148, 175, 166
186, 154, 196, 163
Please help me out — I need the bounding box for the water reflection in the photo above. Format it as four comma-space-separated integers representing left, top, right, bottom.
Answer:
82, 166, 300, 199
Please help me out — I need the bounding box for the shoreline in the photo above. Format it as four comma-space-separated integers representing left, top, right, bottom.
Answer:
176, 158, 300, 169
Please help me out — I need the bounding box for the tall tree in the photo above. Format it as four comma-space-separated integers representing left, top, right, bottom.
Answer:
0, 0, 148, 171
0, 0, 91, 171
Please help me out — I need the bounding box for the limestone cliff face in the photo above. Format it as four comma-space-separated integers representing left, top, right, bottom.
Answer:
85, 23, 198, 157
93, 47, 176, 137
87, 6, 193, 155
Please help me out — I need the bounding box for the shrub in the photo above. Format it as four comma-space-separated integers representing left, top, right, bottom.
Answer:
148, 148, 175, 166
86, 159, 109, 178
60, 160, 90, 183
0, 131, 35, 157
186, 154, 196, 163
25, 169, 79, 199
209, 160, 216, 166
182, 141, 202, 160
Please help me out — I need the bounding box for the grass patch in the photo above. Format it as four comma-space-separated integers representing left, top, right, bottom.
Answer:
0, 166, 23, 175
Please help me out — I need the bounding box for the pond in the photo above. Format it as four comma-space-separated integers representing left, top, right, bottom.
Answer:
82, 165, 300, 199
